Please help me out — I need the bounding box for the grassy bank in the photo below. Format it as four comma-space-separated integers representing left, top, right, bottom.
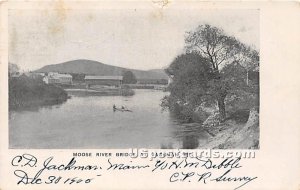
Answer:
9, 75, 68, 109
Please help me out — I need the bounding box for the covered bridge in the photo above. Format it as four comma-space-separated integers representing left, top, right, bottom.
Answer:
84, 76, 123, 88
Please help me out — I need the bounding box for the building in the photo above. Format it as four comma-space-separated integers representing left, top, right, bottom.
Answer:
43, 72, 72, 84
84, 76, 123, 88
57, 73, 73, 84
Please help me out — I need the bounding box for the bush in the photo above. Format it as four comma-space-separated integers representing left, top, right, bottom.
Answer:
225, 92, 259, 114
9, 75, 68, 109
161, 95, 195, 122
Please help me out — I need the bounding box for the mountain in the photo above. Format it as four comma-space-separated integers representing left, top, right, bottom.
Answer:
148, 69, 167, 75
35, 59, 168, 80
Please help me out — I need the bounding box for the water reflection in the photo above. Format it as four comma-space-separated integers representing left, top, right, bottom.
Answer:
9, 100, 67, 113
9, 89, 210, 149
168, 121, 207, 149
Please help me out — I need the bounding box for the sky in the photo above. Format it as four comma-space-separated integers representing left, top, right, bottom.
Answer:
9, 8, 259, 71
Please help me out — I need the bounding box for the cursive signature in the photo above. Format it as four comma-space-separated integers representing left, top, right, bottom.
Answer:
11, 154, 257, 189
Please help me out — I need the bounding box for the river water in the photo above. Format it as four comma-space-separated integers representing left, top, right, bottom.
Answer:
9, 89, 210, 149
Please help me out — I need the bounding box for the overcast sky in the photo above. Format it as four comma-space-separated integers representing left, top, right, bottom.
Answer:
9, 8, 259, 71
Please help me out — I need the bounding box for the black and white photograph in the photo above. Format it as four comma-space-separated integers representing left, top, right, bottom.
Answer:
8, 8, 259, 149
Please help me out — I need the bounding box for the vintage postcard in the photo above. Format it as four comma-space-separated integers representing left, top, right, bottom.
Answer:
0, 1, 299, 190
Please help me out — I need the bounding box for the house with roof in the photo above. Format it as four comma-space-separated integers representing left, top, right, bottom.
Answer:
84, 75, 123, 88
43, 72, 73, 84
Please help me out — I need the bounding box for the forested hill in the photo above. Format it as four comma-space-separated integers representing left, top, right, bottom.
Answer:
35, 59, 168, 80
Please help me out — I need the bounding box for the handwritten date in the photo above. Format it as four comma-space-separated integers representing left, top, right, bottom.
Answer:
12, 154, 100, 185
14, 170, 93, 185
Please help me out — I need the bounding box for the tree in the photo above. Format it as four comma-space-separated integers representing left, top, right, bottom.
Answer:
185, 24, 259, 121
162, 53, 212, 121
70, 73, 85, 82
122, 71, 137, 84
9, 63, 20, 76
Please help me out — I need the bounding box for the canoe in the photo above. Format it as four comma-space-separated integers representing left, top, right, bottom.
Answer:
113, 108, 132, 112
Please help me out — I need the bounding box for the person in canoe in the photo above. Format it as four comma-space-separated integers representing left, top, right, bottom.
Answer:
113, 105, 132, 112
123, 107, 133, 112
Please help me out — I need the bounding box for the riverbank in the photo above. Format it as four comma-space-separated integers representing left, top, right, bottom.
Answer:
172, 108, 259, 149
65, 87, 134, 96
126, 84, 167, 90
60, 83, 167, 91
9, 75, 68, 109
198, 108, 259, 149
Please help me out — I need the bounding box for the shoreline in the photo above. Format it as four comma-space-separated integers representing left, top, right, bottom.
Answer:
65, 88, 134, 96
198, 109, 259, 149
9, 97, 68, 110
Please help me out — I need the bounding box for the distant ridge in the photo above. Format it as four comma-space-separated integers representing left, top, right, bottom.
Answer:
35, 59, 168, 80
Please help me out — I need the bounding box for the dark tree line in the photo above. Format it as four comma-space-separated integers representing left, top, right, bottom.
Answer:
163, 24, 259, 121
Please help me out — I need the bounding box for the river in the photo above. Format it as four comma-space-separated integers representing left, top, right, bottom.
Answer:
9, 89, 210, 149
